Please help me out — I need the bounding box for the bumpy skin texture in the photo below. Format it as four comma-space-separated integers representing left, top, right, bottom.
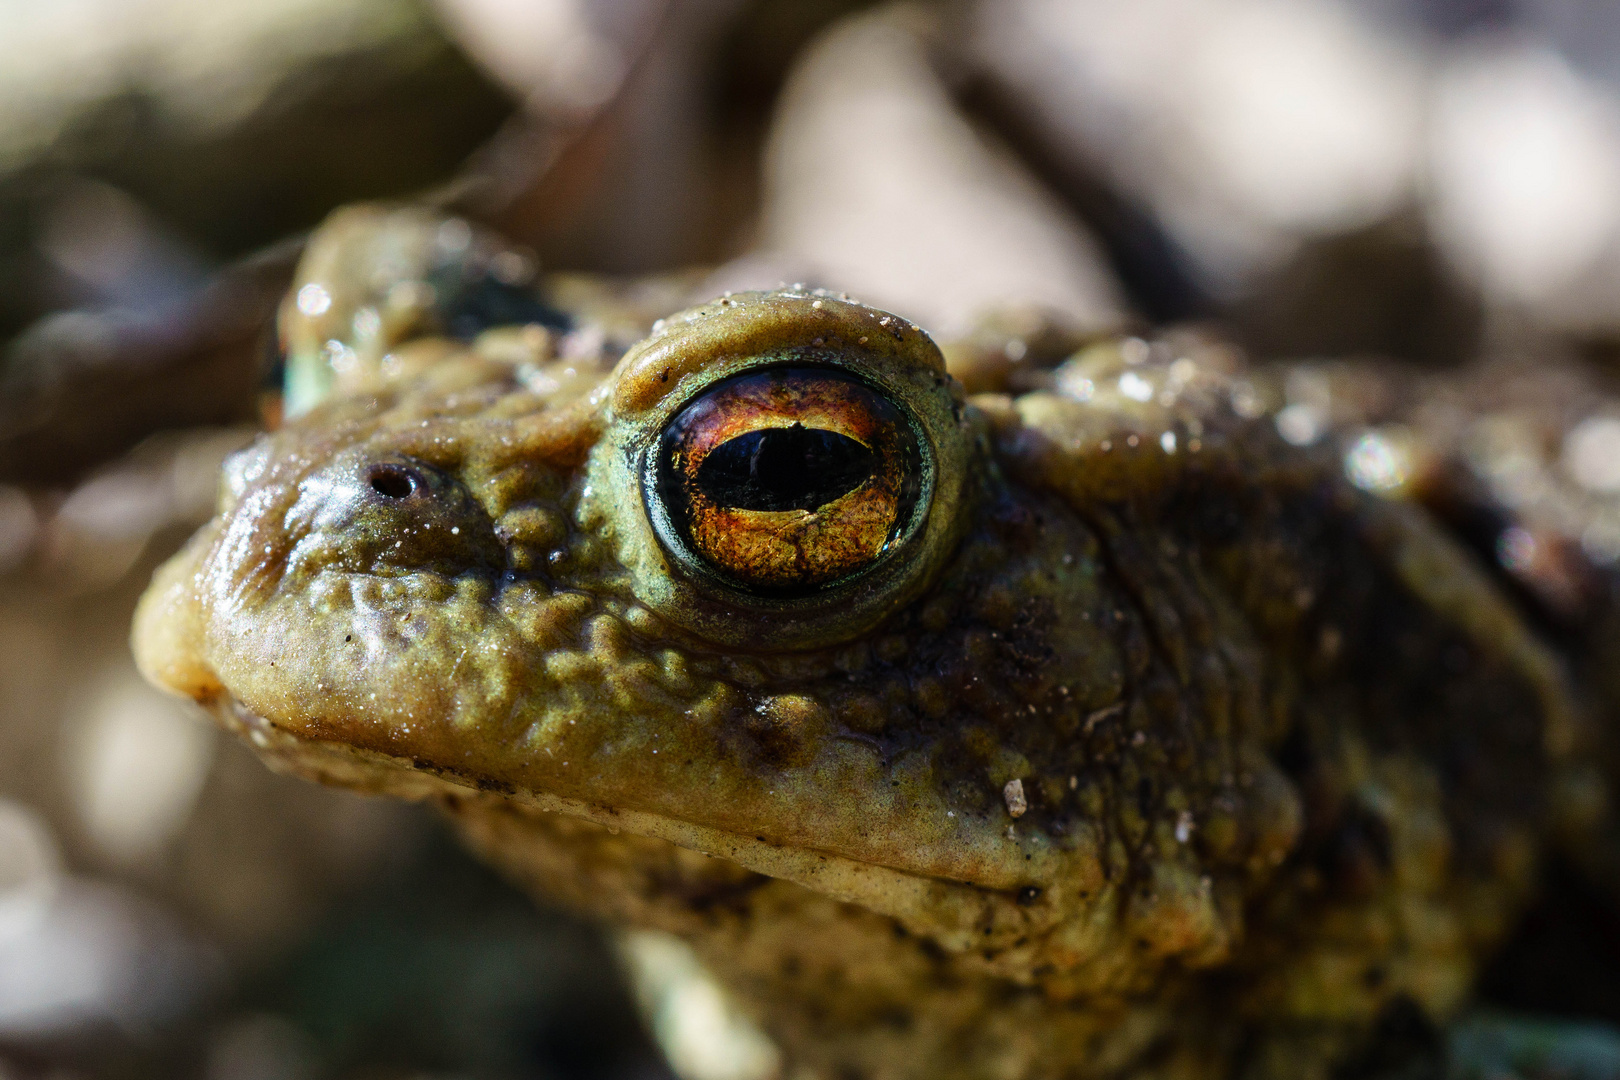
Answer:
135, 207, 1602, 1079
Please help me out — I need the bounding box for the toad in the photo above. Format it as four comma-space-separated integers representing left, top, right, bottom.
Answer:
133, 204, 1620, 1078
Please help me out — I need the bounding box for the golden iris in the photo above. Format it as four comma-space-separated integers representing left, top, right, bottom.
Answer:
652, 367, 922, 595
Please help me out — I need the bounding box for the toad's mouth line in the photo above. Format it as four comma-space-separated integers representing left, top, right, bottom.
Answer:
215, 696, 1057, 946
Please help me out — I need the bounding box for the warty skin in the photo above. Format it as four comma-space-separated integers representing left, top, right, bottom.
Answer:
134, 205, 1613, 1079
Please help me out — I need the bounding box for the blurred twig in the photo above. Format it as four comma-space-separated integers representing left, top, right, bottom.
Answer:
0, 239, 299, 485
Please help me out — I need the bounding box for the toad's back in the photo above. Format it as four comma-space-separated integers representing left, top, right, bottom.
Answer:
134, 205, 1617, 1079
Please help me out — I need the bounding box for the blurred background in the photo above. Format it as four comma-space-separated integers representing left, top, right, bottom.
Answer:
9, 0, 1620, 1078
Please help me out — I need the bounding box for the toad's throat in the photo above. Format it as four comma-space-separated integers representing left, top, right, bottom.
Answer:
213, 695, 1074, 947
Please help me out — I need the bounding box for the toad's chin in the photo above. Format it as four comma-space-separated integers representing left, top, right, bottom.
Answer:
206, 695, 1107, 959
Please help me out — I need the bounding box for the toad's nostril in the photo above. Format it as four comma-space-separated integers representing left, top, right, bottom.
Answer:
368, 464, 419, 500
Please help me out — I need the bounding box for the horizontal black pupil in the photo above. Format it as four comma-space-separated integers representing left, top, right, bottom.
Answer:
695, 424, 875, 512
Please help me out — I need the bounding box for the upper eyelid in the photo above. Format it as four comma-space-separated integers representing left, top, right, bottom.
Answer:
664, 368, 900, 453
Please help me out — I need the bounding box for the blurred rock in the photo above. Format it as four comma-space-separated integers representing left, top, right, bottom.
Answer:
1428, 35, 1620, 333
65, 677, 217, 872
0, 800, 219, 1043
758, 5, 1126, 339
0, 876, 217, 1040
965, 0, 1425, 299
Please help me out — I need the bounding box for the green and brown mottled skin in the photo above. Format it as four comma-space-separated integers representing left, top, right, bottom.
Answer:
134, 205, 1615, 1078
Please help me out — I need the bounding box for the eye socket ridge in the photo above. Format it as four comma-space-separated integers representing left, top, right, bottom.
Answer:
646, 364, 929, 598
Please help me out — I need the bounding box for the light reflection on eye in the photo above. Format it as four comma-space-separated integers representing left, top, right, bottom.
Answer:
651, 367, 922, 595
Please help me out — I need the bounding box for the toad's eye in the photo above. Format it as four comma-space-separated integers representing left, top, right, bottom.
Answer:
650, 367, 923, 595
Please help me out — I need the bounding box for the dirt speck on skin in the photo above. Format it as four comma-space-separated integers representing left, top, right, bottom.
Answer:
1003, 778, 1027, 818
